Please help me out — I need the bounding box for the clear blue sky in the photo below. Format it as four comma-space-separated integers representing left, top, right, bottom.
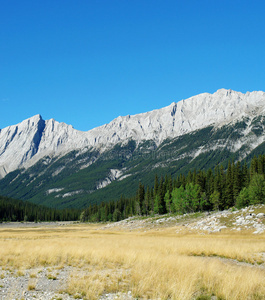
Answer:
1, 0, 265, 131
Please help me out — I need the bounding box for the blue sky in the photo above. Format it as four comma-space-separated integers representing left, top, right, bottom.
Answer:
1, 0, 265, 131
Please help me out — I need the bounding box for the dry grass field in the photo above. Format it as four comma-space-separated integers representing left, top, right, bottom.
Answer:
0, 219, 265, 300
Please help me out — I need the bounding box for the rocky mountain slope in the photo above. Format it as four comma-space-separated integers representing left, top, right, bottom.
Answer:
1, 89, 265, 208
1, 88, 265, 178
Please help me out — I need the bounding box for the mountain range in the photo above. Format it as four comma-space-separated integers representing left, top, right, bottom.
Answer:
1, 88, 265, 208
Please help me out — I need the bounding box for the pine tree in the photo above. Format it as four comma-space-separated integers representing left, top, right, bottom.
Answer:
248, 173, 265, 205
164, 190, 172, 213
154, 174, 159, 196
257, 155, 265, 175
168, 175, 173, 194
186, 170, 193, 184
242, 161, 250, 188
225, 161, 234, 208
196, 170, 206, 192
206, 169, 214, 197
137, 182, 145, 215
216, 164, 225, 210
233, 161, 242, 200
154, 194, 163, 214
250, 155, 258, 178
158, 176, 166, 214
210, 190, 221, 211
150, 188, 154, 213
143, 186, 151, 215
214, 165, 221, 194
175, 173, 186, 188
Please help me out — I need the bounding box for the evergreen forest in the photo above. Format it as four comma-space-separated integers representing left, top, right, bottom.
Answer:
2, 155, 265, 223
81, 155, 265, 222
0, 195, 80, 222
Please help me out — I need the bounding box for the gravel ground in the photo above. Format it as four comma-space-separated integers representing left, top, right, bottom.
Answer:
0, 266, 76, 300
0, 265, 135, 300
0, 221, 77, 229
99, 205, 265, 234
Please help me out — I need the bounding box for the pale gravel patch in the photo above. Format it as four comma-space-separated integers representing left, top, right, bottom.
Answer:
0, 221, 78, 229
190, 253, 265, 270
98, 206, 265, 234
186, 205, 265, 234
0, 266, 136, 300
0, 266, 76, 300
99, 291, 135, 299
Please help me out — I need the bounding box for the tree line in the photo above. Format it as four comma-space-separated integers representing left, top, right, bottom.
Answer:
81, 155, 265, 222
0, 195, 80, 222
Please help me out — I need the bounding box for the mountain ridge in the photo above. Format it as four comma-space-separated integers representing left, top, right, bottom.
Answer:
1, 89, 265, 179
1, 88, 265, 208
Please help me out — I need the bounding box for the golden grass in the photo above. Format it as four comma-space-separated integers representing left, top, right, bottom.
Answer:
27, 279, 36, 291
29, 272, 37, 278
67, 269, 128, 300
0, 224, 264, 299
16, 269, 25, 277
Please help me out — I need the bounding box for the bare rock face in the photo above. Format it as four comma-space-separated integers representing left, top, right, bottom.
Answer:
1, 89, 265, 178
0, 115, 88, 177
0, 115, 45, 177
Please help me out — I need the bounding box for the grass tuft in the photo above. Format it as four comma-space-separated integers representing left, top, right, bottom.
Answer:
27, 283, 36, 291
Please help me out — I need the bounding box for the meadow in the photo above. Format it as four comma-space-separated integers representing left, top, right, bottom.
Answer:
0, 223, 265, 300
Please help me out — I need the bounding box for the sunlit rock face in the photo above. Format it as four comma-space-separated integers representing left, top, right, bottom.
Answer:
1, 89, 265, 178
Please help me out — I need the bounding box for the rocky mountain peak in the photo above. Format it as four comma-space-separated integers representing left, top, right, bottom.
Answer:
1, 89, 265, 178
